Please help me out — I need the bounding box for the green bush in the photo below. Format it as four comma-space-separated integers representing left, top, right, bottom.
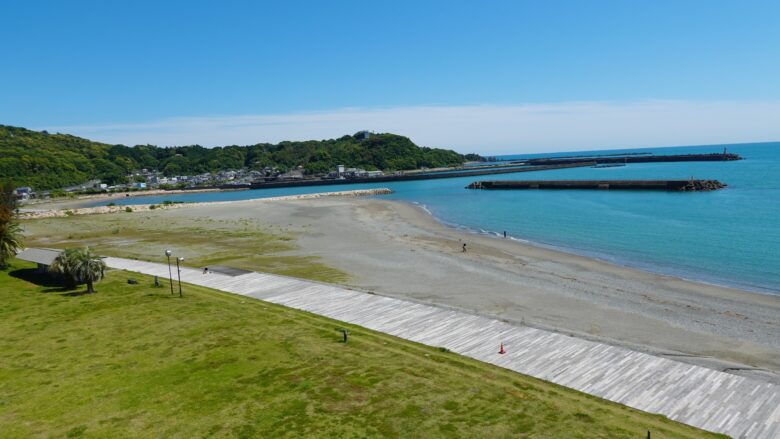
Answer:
125, 207, 133, 213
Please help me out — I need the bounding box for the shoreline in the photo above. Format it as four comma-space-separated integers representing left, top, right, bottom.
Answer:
405, 198, 778, 305
418, 201, 779, 297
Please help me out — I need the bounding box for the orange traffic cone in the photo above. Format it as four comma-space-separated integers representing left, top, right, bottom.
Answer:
499, 343, 506, 354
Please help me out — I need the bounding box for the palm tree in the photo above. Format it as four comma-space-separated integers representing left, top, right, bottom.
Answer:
51, 247, 106, 293
50, 248, 81, 289
0, 221, 23, 269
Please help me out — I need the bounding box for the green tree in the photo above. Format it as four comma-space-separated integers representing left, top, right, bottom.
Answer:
0, 222, 22, 269
50, 247, 106, 293
0, 180, 22, 269
50, 248, 81, 289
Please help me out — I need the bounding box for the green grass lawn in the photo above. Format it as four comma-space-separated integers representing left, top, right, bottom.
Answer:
21, 212, 348, 283
0, 260, 725, 438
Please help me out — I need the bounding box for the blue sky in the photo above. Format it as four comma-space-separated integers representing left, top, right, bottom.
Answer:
2, 0, 779, 153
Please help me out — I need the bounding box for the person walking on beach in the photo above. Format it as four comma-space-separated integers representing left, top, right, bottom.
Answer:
462, 243, 467, 252
503, 231, 507, 238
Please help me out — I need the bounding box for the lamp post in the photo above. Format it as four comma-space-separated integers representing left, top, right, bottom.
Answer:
164, 249, 174, 295
176, 257, 184, 298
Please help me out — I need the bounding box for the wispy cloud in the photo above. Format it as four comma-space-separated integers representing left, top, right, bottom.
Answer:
46, 100, 780, 154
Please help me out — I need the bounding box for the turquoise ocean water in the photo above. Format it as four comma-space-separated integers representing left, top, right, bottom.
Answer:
96, 142, 780, 294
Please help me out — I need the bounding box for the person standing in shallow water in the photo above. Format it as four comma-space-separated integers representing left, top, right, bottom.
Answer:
503, 231, 507, 238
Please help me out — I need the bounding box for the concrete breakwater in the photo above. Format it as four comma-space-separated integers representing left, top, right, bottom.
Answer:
19, 188, 394, 220
248, 161, 596, 190
467, 180, 727, 191
517, 152, 741, 166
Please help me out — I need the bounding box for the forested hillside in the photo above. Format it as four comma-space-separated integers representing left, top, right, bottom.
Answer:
0, 125, 476, 190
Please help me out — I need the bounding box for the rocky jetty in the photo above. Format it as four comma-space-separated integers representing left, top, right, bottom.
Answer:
677, 180, 727, 191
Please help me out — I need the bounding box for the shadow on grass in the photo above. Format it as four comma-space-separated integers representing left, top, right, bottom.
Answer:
61, 290, 92, 297
8, 268, 80, 294
10, 268, 62, 287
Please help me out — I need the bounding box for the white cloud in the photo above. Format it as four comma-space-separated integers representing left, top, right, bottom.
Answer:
46, 100, 780, 154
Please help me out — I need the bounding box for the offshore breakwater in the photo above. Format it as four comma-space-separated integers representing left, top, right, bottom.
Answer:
467, 179, 727, 191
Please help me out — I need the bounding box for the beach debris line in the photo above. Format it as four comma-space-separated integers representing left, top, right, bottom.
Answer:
466, 179, 727, 191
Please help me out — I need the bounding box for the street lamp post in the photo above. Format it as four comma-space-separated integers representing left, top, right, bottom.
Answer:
165, 249, 174, 295
176, 257, 184, 298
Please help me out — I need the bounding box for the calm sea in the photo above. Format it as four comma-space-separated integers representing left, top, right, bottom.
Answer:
95, 142, 780, 295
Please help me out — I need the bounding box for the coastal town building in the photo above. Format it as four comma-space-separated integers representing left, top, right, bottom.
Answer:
13, 186, 34, 200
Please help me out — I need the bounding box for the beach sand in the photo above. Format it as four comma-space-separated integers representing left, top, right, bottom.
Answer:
155, 196, 780, 381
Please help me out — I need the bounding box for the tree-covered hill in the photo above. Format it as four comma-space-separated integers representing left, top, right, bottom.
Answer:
0, 125, 477, 190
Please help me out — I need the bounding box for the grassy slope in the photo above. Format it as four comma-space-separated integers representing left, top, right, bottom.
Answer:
0, 260, 724, 438
21, 211, 348, 284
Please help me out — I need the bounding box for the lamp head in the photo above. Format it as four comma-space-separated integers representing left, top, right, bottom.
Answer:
165, 249, 171, 257
178, 257, 184, 262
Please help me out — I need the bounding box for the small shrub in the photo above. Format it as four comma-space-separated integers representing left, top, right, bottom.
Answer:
111, 228, 120, 235
107, 202, 116, 207
64, 210, 74, 216
149, 204, 157, 210
125, 207, 133, 213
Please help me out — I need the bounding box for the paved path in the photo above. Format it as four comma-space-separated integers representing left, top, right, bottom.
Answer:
106, 257, 780, 438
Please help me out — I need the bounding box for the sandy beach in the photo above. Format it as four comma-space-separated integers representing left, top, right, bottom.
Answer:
151, 196, 780, 382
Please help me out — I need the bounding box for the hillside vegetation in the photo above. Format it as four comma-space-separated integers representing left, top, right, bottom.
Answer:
0, 125, 473, 190
0, 260, 721, 438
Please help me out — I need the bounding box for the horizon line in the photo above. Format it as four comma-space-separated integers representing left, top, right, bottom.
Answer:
25, 99, 780, 155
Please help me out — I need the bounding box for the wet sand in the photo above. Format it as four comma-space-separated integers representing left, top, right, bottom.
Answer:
156, 196, 780, 382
